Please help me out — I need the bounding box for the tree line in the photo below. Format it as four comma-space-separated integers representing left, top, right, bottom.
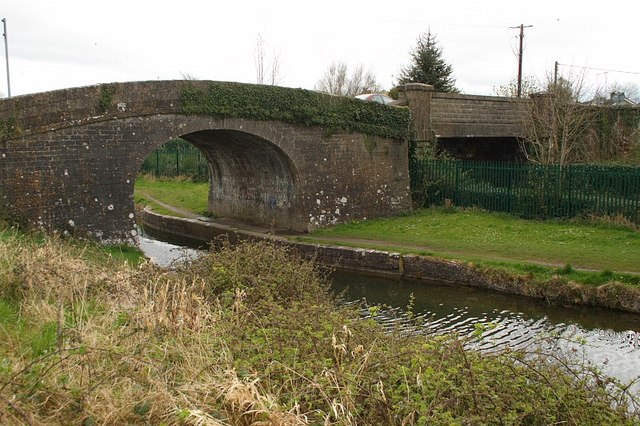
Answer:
315, 31, 457, 96
225, 31, 640, 166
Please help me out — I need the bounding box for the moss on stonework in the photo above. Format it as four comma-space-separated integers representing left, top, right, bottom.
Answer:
99, 84, 117, 113
0, 116, 21, 141
180, 81, 412, 141
363, 135, 377, 154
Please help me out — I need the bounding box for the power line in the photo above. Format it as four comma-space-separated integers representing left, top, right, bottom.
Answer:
557, 62, 640, 76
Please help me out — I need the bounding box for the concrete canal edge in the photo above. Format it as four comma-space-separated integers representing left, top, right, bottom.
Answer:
139, 209, 640, 315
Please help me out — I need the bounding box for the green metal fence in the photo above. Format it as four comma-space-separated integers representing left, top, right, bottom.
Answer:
410, 159, 640, 223
139, 141, 209, 182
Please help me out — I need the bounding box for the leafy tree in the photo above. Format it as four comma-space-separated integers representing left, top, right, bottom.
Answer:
397, 31, 457, 92
315, 62, 380, 96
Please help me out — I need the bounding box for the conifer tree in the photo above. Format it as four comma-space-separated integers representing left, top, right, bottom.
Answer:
397, 31, 458, 93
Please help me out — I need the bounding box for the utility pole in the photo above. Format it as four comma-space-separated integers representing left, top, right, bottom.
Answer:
554, 61, 559, 88
2, 18, 10, 98
510, 24, 532, 98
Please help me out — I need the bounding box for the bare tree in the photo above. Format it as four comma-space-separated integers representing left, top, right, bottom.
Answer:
594, 81, 640, 104
180, 72, 199, 81
269, 52, 281, 86
315, 62, 347, 95
493, 75, 540, 98
255, 34, 266, 84
315, 62, 381, 96
616, 82, 640, 103
347, 64, 380, 96
254, 34, 282, 85
520, 72, 596, 165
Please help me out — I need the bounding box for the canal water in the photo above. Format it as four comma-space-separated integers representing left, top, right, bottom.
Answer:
137, 235, 640, 388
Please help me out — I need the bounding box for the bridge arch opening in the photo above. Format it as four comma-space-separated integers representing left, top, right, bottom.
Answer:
139, 138, 210, 183
137, 128, 300, 231
436, 137, 524, 162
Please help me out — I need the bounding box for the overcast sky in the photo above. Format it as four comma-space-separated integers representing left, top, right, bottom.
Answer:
2, 0, 639, 98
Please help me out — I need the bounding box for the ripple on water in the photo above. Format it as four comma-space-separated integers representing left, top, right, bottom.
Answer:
351, 296, 640, 389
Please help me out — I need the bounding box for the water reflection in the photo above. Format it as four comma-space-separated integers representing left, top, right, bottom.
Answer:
332, 271, 640, 332
137, 235, 201, 267
333, 271, 640, 385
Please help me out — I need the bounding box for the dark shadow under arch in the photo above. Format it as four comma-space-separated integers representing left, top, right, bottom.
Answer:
437, 137, 524, 162
180, 129, 300, 230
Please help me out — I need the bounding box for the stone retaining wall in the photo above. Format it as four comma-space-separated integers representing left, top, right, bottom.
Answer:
140, 210, 640, 314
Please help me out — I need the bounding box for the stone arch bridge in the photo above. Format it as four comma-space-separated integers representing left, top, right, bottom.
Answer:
0, 81, 527, 241
0, 81, 415, 241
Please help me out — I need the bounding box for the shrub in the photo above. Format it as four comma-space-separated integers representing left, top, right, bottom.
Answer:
0, 233, 637, 424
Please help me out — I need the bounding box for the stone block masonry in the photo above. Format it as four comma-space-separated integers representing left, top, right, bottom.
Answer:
430, 92, 528, 138
397, 83, 528, 140
0, 81, 411, 241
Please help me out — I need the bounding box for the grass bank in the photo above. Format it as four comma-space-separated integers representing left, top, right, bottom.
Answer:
0, 226, 146, 266
132, 176, 640, 289
299, 208, 640, 287
0, 229, 637, 424
305, 208, 640, 273
135, 174, 209, 218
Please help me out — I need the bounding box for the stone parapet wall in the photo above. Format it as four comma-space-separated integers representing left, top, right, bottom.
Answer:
0, 81, 185, 138
397, 84, 528, 140
430, 93, 528, 138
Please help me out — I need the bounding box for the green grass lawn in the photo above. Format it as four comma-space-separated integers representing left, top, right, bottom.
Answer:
130, 177, 640, 284
301, 208, 640, 277
134, 175, 209, 217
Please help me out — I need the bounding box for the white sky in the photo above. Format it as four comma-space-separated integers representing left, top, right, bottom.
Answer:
2, 0, 639, 98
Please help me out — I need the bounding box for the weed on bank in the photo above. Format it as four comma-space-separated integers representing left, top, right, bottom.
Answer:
0, 230, 637, 425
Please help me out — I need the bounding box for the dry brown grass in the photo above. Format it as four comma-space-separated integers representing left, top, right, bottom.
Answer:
0, 235, 311, 425
580, 213, 640, 232
0, 232, 637, 425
